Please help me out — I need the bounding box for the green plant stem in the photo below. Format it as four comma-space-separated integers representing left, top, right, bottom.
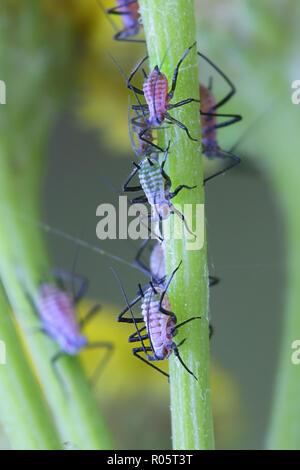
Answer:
0, 287, 61, 450
139, 0, 214, 450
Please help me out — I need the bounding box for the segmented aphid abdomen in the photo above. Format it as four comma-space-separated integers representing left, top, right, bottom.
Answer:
36, 283, 87, 355
200, 84, 219, 155
116, 0, 140, 35
141, 286, 176, 360
138, 158, 167, 208
143, 69, 169, 126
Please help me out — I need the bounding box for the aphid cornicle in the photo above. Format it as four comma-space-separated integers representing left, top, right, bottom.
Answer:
122, 142, 197, 238
114, 262, 200, 380
127, 42, 200, 152
98, 0, 143, 43
198, 51, 242, 182
32, 270, 113, 390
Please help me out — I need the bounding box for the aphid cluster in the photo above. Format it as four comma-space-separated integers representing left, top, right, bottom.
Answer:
97, 1, 243, 380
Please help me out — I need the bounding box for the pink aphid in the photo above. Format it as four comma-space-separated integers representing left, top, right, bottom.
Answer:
36, 283, 87, 355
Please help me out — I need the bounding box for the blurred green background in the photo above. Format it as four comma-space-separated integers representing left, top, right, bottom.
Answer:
0, 0, 299, 450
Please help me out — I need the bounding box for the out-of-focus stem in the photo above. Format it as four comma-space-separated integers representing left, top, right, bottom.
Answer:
139, 0, 214, 450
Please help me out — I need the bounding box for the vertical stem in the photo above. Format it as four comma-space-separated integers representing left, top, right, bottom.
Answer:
139, 0, 214, 449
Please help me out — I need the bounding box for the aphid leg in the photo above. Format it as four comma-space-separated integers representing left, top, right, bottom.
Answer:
113, 31, 145, 44
79, 303, 101, 329
139, 127, 166, 153
172, 341, 198, 380
131, 104, 148, 111
122, 162, 143, 192
197, 51, 236, 111
209, 324, 214, 339
86, 341, 114, 386
130, 196, 148, 203
171, 316, 201, 335
107, 1, 138, 16
133, 347, 169, 379
168, 42, 197, 100
158, 262, 182, 316
51, 268, 88, 304
165, 113, 198, 142
168, 98, 200, 109
204, 149, 241, 184
209, 275, 220, 287
111, 267, 150, 357
138, 213, 164, 243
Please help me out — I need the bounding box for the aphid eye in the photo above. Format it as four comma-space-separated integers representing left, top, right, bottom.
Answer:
163, 348, 168, 356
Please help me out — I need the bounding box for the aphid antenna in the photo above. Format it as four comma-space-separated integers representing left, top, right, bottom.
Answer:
110, 266, 149, 355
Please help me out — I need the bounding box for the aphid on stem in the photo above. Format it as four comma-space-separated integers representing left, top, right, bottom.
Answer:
122, 141, 197, 238
29, 270, 113, 392
97, 0, 144, 43
127, 42, 200, 152
113, 262, 201, 380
